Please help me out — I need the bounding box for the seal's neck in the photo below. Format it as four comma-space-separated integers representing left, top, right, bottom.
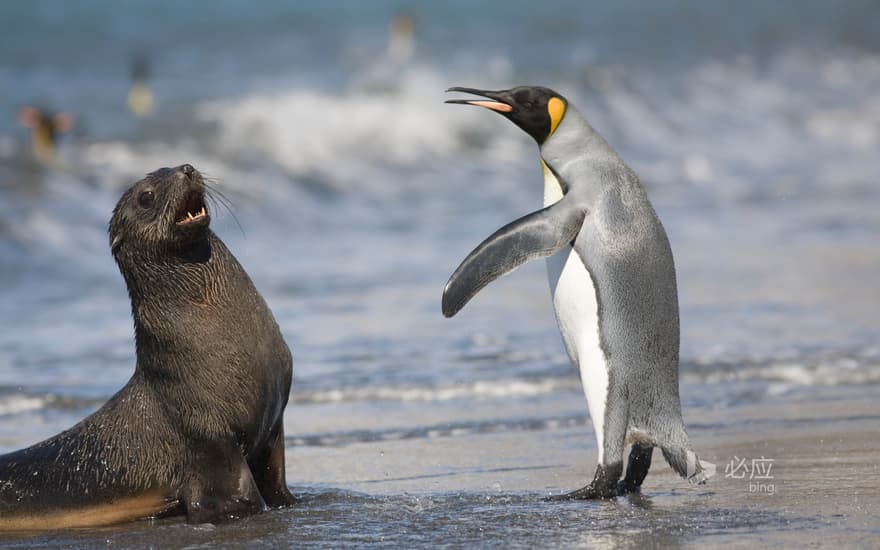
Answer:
114, 232, 245, 355
119, 234, 250, 384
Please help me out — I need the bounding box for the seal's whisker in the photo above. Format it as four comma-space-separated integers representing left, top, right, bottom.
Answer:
201, 177, 246, 239
200, 175, 235, 208
204, 183, 236, 212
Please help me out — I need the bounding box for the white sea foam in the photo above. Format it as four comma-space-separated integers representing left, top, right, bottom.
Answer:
0, 395, 49, 416
301, 353, 880, 408
567, 49, 880, 204
296, 377, 580, 405
195, 66, 526, 188
20, 48, 876, 212
684, 352, 880, 388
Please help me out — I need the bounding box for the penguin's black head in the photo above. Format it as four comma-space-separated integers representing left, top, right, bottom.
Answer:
445, 86, 567, 145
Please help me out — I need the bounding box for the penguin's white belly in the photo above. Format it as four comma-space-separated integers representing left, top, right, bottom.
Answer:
546, 248, 609, 463
541, 159, 609, 462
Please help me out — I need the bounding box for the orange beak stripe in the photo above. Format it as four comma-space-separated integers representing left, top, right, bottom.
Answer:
467, 100, 513, 113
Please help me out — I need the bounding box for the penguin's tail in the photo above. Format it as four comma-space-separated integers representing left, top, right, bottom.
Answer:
660, 446, 713, 485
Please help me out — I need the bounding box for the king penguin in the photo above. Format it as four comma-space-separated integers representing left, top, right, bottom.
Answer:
442, 86, 709, 499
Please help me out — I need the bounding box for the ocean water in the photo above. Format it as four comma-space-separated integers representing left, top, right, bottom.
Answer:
1, 1, 879, 547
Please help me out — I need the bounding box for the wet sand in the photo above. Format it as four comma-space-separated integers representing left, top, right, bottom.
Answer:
1, 385, 876, 548
286, 387, 880, 547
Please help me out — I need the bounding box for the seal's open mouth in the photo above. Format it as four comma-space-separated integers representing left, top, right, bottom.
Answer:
175, 190, 207, 226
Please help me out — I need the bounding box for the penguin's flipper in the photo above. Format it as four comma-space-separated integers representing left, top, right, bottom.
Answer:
442, 199, 586, 317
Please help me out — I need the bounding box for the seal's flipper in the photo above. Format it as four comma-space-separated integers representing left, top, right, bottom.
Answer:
249, 422, 296, 507
184, 450, 266, 524
442, 200, 586, 317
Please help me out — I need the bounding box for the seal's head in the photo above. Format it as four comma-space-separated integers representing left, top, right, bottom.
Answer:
109, 163, 210, 258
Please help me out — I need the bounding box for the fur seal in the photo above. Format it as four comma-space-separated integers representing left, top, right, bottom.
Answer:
0, 164, 295, 530
443, 86, 708, 499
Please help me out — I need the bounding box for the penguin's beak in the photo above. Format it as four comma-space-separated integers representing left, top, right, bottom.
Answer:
445, 87, 513, 113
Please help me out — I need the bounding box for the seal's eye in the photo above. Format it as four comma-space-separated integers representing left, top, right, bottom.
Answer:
138, 190, 155, 209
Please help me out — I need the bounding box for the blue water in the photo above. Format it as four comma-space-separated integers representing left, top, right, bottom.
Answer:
1, 1, 879, 547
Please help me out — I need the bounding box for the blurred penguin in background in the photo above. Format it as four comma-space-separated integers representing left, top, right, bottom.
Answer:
17, 106, 75, 165
127, 53, 155, 118
386, 11, 416, 64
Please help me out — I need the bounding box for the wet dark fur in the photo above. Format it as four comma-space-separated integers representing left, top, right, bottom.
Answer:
0, 165, 294, 530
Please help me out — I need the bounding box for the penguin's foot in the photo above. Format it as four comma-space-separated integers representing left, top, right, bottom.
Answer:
545, 463, 622, 501
617, 443, 654, 495
545, 482, 617, 501
616, 479, 641, 495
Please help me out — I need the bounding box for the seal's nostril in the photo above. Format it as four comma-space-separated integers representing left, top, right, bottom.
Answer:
180, 164, 195, 178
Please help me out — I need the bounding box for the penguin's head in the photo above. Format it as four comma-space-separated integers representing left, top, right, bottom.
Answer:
445, 86, 568, 145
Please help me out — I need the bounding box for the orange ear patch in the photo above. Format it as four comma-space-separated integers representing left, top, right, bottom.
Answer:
548, 97, 565, 136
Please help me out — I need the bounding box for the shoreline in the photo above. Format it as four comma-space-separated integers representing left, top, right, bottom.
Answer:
0, 385, 877, 547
